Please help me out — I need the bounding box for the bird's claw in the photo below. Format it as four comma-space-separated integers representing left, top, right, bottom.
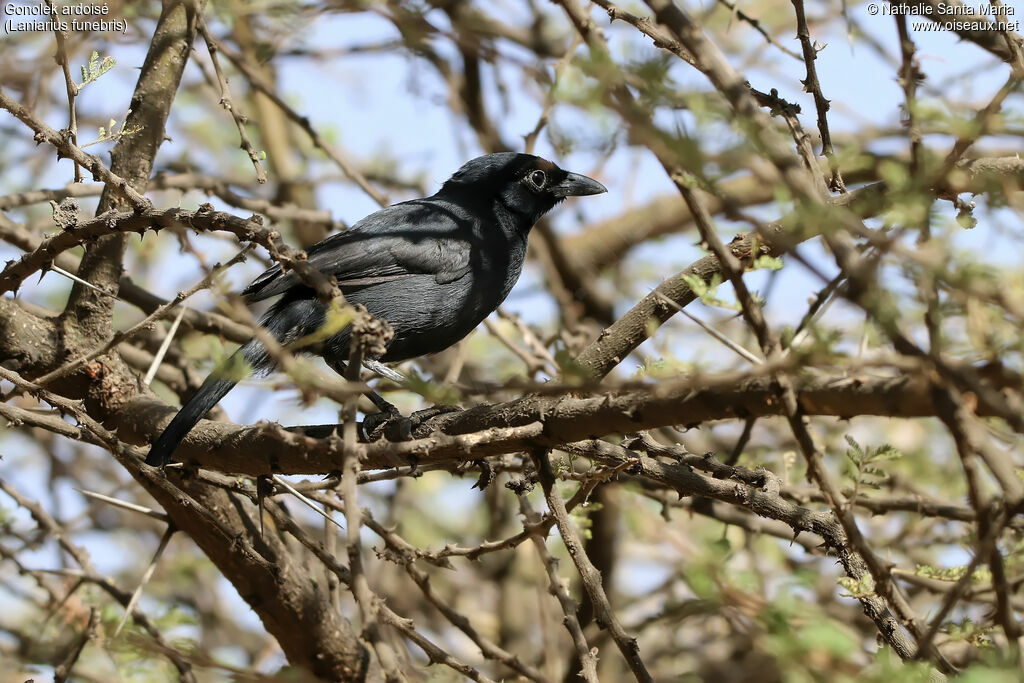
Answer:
408, 404, 461, 423
359, 404, 461, 442
359, 409, 403, 441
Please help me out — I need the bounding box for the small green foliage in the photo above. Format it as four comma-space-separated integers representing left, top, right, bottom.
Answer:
832, 148, 879, 177
843, 435, 902, 496
863, 646, 936, 682
751, 254, 783, 271
795, 620, 858, 659
837, 573, 876, 599
644, 315, 660, 339
78, 51, 116, 88
291, 299, 355, 350
633, 356, 694, 379
952, 648, 1024, 682
913, 562, 968, 581
949, 113, 990, 141
914, 563, 992, 584
682, 564, 721, 602
553, 347, 592, 384
956, 201, 978, 229
566, 487, 598, 540
550, 455, 572, 478
152, 606, 198, 634
81, 110, 142, 148
754, 589, 865, 679
884, 193, 932, 228
946, 617, 996, 648
681, 272, 739, 311
403, 370, 462, 406
779, 325, 795, 348
211, 350, 252, 383
629, 53, 675, 107
99, 602, 124, 628
946, 253, 1000, 291
552, 62, 605, 115
878, 159, 911, 193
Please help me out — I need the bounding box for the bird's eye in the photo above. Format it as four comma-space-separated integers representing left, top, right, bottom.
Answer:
527, 170, 547, 189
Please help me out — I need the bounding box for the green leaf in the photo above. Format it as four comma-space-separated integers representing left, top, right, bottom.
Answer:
751, 255, 783, 271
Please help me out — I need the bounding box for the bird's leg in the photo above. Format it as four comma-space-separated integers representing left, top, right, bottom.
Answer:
407, 404, 462, 424
363, 389, 400, 415
368, 404, 461, 441
324, 357, 412, 440
325, 357, 400, 412
326, 358, 461, 440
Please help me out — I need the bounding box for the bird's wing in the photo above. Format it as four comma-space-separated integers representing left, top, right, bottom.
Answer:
243, 201, 473, 302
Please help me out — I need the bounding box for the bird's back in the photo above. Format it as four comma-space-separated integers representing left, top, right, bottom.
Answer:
246, 194, 529, 362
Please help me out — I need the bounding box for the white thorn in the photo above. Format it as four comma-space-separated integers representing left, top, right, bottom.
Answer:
272, 475, 345, 531
114, 525, 174, 637
50, 265, 120, 300
75, 488, 169, 522
144, 305, 188, 386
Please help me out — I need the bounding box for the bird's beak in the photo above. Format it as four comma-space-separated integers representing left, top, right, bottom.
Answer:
551, 172, 607, 197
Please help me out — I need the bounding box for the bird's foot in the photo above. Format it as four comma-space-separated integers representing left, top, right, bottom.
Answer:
408, 404, 461, 426
359, 404, 461, 442
359, 408, 405, 441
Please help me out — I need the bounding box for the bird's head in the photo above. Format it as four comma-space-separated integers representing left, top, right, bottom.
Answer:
439, 152, 606, 226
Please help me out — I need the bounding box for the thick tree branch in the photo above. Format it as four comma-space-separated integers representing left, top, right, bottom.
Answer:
108, 363, 1021, 476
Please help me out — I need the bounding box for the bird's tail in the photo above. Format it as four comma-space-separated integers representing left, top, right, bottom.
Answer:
145, 339, 262, 467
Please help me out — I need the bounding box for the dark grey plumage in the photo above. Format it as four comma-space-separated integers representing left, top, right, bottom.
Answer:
147, 152, 606, 467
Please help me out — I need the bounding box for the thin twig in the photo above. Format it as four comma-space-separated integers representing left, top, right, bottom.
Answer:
196, 16, 268, 183
518, 492, 600, 683
524, 33, 583, 153
208, 35, 389, 207
653, 290, 764, 366
340, 317, 406, 681
33, 246, 252, 386
47, 0, 81, 183
790, 0, 845, 191
53, 607, 97, 683
717, 0, 802, 59
114, 525, 175, 637
360, 508, 547, 682
535, 451, 653, 682
0, 86, 151, 210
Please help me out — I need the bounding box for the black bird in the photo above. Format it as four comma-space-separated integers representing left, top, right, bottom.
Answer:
146, 152, 606, 466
